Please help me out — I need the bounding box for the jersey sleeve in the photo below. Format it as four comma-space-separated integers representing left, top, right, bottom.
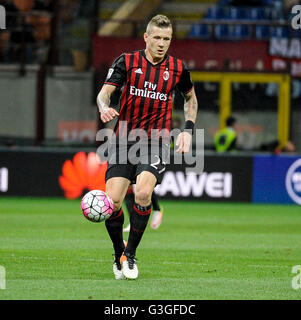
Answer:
177, 62, 193, 95
104, 54, 126, 87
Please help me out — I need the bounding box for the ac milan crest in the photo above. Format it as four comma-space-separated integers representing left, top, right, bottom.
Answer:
163, 70, 169, 81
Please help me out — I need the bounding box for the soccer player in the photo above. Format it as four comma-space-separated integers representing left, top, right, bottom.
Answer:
97, 14, 198, 280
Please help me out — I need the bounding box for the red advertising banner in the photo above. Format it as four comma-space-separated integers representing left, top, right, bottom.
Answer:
58, 121, 97, 143
93, 36, 269, 72
268, 38, 301, 77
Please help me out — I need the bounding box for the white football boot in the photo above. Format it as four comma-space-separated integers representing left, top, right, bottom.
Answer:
122, 253, 138, 280
150, 208, 163, 230
113, 240, 127, 280
113, 256, 125, 280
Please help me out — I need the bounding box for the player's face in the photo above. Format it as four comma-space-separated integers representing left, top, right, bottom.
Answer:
144, 26, 172, 63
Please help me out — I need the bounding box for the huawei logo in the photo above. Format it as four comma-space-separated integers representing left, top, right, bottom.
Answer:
59, 152, 107, 199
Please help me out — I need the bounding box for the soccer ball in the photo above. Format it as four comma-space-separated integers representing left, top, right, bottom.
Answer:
81, 190, 114, 223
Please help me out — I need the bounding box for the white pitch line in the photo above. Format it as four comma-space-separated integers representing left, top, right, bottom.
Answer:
7, 256, 101, 263
163, 262, 290, 269
5, 256, 292, 270
247, 264, 290, 269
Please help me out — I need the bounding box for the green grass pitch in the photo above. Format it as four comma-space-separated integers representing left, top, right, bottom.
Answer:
0, 197, 301, 300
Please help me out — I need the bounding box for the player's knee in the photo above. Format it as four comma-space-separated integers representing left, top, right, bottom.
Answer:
135, 189, 152, 206
107, 194, 122, 211
113, 200, 122, 211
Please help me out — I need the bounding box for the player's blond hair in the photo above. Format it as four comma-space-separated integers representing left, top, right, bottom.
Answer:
146, 15, 172, 34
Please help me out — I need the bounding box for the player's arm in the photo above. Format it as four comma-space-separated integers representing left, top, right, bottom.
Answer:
97, 53, 126, 123
183, 87, 198, 123
97, 84, 120, 123
176, 87, 198, 153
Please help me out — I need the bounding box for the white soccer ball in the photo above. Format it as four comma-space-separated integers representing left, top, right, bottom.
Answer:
80, 190, 114, 223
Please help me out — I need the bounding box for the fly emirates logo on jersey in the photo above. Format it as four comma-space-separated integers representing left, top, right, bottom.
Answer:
130, 81, 168, 101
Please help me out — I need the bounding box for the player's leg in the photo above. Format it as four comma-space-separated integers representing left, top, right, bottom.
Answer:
128, 171, 156, 252
125, 187, 163, 231
105, 176, 130, 279
123, 186, 135, 232
105, 176, 130, 255
106, 176, 130, 253
150, 193, 163, 230
151, 192, 160, 211
122, 171, 157, 279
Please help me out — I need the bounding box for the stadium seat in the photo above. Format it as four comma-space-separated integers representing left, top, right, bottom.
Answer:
230, 25, 250, 40
189, 23, 211, 39
265, 0, 284, 19
226, 7, 246, 20
292, 29, 301, 38
263, 0, 282, 7
246, 8, 265, 20
255, 25, 271, 40
189, 23, 201, 38
215, 24, 229, 39
206, 6, 225, 20
264, 8, 279, 20
271, 26, 290, 38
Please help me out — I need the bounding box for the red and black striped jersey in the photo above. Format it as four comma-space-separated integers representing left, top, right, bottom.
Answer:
104, 49, 193, 139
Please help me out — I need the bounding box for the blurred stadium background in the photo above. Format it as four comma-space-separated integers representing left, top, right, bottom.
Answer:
0, 0, 300, 204
0, 0, 301, 300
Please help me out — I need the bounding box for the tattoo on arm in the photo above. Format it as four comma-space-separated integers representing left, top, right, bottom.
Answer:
183, 89, 198, 123
97, 90, 111, 113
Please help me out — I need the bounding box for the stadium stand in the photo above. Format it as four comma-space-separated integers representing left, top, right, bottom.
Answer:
96, 0, 221, 38
98, 0, 162, 37
164, 0, 220, 38
0, 0, 300, 151
0, 0, 51, 63
188, 0, 291, 40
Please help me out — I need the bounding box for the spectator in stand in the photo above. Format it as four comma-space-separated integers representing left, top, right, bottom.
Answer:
2, 0, 36, 63
56, 0, 79, 65
0, 0, 53, 64
29, 0, 53, 62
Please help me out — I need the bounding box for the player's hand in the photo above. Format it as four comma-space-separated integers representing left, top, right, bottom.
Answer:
100, 108, 119, 123
175, 131, 192, 153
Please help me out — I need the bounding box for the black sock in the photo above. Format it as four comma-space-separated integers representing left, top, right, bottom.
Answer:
125, 191, 135, 216
125, 203, 152, 256
105, 208, 125, 257
151, 193, 160, 211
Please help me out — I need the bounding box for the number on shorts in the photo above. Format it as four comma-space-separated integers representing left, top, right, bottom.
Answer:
151, 155, 166, 174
